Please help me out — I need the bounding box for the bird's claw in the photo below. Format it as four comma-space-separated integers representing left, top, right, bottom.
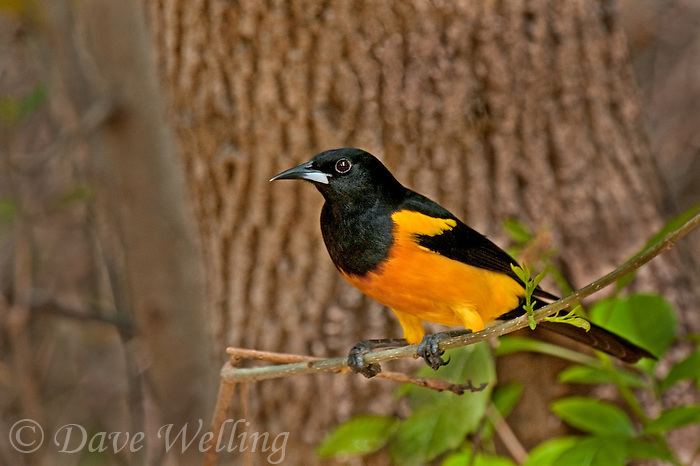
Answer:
417, 333, 450, 370
347, 341, 382, 378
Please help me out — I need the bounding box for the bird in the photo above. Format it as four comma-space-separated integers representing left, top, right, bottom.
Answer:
270, 147, 654, 378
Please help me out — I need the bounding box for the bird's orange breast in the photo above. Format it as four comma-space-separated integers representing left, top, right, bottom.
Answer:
342, 210, 524, 332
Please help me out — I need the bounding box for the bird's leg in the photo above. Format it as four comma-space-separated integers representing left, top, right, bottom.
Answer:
417, 329, 472, 370
347, 338, 407, 378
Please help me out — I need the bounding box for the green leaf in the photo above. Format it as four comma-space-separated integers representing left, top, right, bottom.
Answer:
533, 271, 546, 289
496, 336, 547, 356
443, 451, 516, 466
644, 405, 700, 434
551, 397, 635, 436
544, 312, 591, 331
492, 383, 524, 418
503, 218, 533, 245
558, 365, 645, 388
390, 397, 483, 465
316, 415, 397, 458
425, 341, 495, 385
661, 349, 700, 390
624, 437, 673, 461
555, 436, 627, 466
525, 437, 579, 466
589, 294, 676, 358
616, 205, 700, 290
511, 264, 544, 330
510, 263, 529, 283
392, 343, 495, 465
496, 336, 601, 365
528, 313, 537, 330
404, 342, 494, 408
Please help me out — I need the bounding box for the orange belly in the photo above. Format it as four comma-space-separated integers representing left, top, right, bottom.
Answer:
342, 211, 524, 333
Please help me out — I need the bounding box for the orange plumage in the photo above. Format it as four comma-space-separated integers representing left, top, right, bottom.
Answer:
342, 210, 525, 343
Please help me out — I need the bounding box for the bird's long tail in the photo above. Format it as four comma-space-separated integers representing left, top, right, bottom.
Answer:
500, 293, 655, 363
538, 320, 654, 363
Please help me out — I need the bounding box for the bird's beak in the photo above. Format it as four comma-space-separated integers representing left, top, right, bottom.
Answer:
269, 161, 331, 184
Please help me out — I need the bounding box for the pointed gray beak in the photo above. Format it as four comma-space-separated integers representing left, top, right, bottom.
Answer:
269, 161, 331, 184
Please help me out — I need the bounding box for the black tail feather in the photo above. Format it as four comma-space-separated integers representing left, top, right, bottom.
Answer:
538, 320, 655, 363
497, 294, 655, 363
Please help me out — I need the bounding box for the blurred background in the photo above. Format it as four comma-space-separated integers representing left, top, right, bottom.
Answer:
0, 0, 698, 465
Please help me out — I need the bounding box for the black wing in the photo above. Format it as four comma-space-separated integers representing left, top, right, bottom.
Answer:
399, 191, 558, 301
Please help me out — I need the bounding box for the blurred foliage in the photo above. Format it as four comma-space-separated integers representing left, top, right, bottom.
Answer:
317, 415, 397, 459
503, 217, 571, 296
61, 184, 93, 205
317, 208, 699, 465
0, 84, 46, 125
0, 199, 16, 240
0, 0, 40, 21
590, 294, 677, 359
502, 218, 533, 246
661, 349, 700, 391
0, 199, 16, 225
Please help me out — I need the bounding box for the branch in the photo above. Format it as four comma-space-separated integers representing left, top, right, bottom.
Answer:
220, 211, 700, 383
224, 347, 486, 394
487, 405, 528, 464
203, 349, 485, 466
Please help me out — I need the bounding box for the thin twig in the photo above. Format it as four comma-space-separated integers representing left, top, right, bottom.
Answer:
29, 296, 133, 333
203, 380, 237, 466
225, 347, 487, 394
468, 417, 486, 466
240, 382, 253, 466
219, 212, 700, 384
487, 405, 528, 464
226, 347, 319, 364
7, 228, 43, 423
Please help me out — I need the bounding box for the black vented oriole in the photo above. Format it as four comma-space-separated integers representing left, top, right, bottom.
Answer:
271, 148, 653, 377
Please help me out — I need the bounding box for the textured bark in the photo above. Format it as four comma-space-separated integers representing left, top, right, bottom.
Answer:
146, 0, 698, 463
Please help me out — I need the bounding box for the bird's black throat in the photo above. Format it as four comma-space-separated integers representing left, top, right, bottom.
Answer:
320, 198, 396, 276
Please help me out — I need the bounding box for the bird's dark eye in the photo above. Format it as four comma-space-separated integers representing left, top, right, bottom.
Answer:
335, 158, 352, 174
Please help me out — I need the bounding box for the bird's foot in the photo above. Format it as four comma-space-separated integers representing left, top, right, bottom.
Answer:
417, 334, 449, 370
347, 341, 382, 378
347, 338, 408, 378
416, 330, 472, 370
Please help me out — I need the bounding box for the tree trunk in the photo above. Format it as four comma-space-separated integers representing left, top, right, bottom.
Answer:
146, 0, 698, 463
38, 0, 217, 463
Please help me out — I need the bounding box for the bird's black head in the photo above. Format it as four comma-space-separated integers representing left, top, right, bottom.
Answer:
270, 148, 405, 206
